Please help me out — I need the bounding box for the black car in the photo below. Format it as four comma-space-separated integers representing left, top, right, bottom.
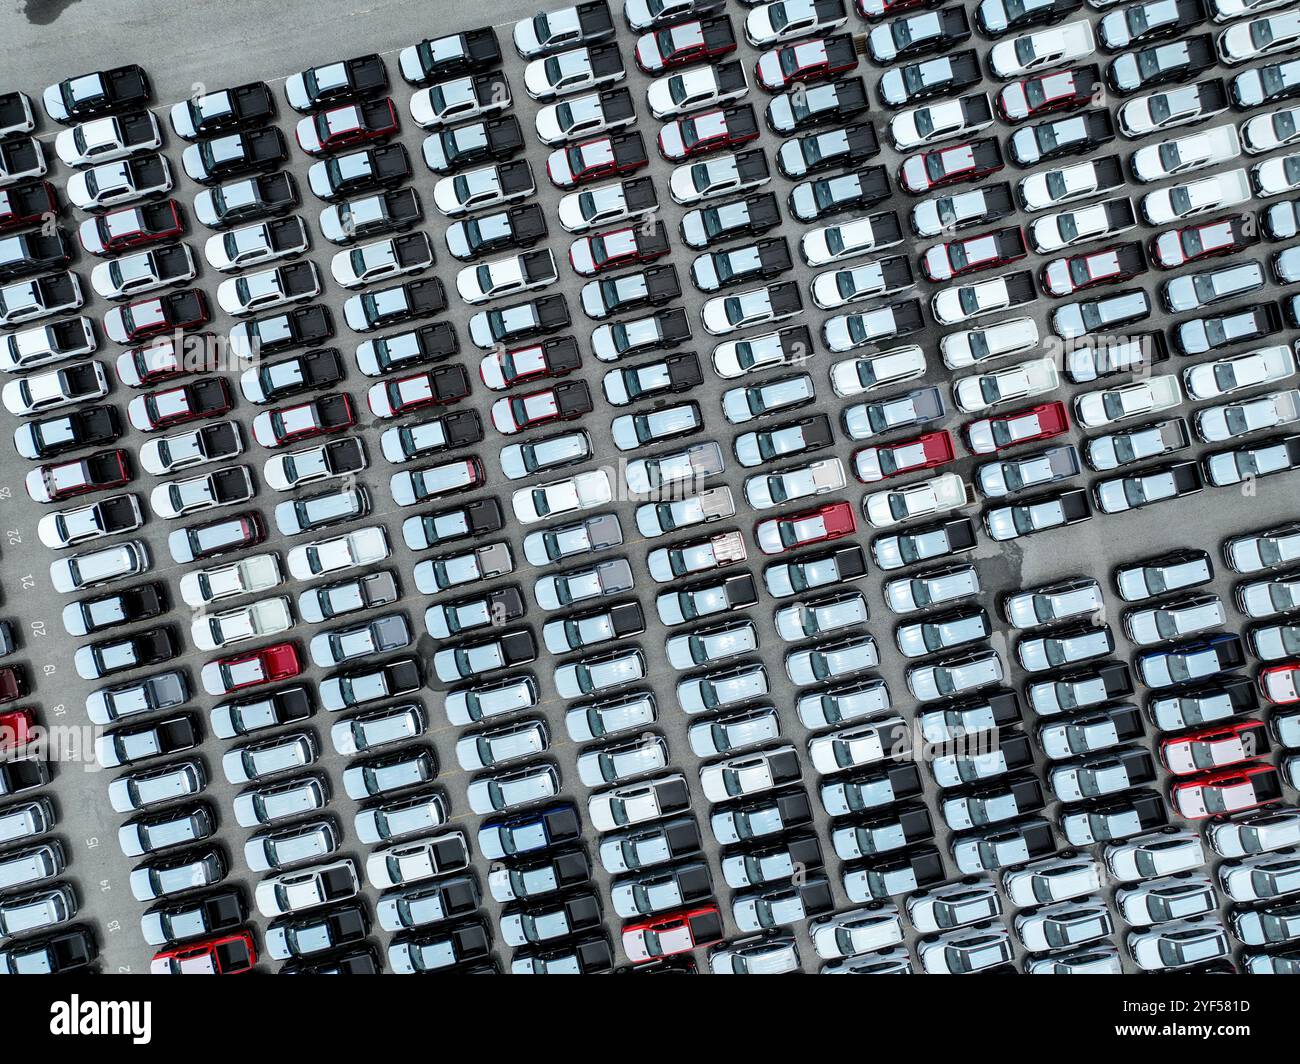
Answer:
789, 164, 891, 223
182, 128, 288, 185
444, 203, 547, 261
285, 53, 390, 112
878, 48, 981, 108
976, 0, 1081, 37
62, 582, 167, 638
0, 927, 97, 974
777, 123, 879, 180
141, 889, 246, 947
1010, 109, 1114, 166
14, 405, 121, 462
310, 144, 411, 201
75, 626, 178, 681
356, 321, 458, 376
170, 82, 276, 140
320, 654, 423, 712
267, 903, 369, 960
1107, 33, 1214, 95
196, 172, 299, 230
246, 348, 345, 405
423, 116, 523, 175
402, 28, 502, 85
44, 65, 151, 123
346, 277, 446, 332
211, 684, 315, 740
680, 192, 780, 250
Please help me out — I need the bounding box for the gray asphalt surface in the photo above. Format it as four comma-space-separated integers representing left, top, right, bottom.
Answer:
2, 0, 1299, 975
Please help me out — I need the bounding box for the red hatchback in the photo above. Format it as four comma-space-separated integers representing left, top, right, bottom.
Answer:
755, 500, 856, 555
296, 98, 399, 156
853, 429, 954, 482
79, 199, 184, 257
0, 708, 35, 752
964, 400, 1069, 455
201, 641, 302, 697
1170, 761, 1284, 820
622, 905, 724, 963
151, 931, 257, 975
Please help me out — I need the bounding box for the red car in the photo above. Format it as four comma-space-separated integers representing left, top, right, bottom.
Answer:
755, 34, 859, 92
78, 199, 184, 257
295, 98, 399, 156
853, 429, 954, 483
25, 448, 130, 504
151, 931, 257, 975
622, 905, 724, 963
1261, 661, 1300, 705
1149, 216, 1256, 270
857, 0, 939, 19
490, 380, 592, 435
569, 221, 670, 276
635, 16, 737, 74
367, 365, 471, 419
128, 377, 232, 433
201, 641, 302, 696
922, 226, 1026, 283
0, 666, 29, 705
0, 180, 58, 235
755, 500, 856, 555
1040, 242, 1146, 297
479, 336, 581, 391
1170, 761, 1284, 820
996, 65, 1099, 124
1159, 719, 1270, 776
104, 290, 210, 345
252, 394, 355, 448
546, 132, 647, 190
899, 138, 1003, 195
0, 708, 34, 752
658, 105, 759, 162
964, 400, 1069, 455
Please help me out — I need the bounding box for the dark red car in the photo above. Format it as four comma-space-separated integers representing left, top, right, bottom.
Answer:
1150, 215, 1256, 270
1041, 242, 1146, 297
755, 500, 857, 555
128, 378, 232, 432
252, 393, 355, 448
151, 931, 256, 975
296, 98, 399, 156
0, 666, 30, 705
0, 180, 58, 235
116, 336, 217, 389
569, 221, 671, 276
622, 904, 724, 963
0, 708, 34, 751
755, 33, 859, 92
25, 448, 130, 504
201, 641, 302, 696
547, 132, 647, 190
658, 104, 759, 162
104, 290, 209, 345
1170, 761, 1284, 820
853, 429, 955, 482
1260, 661, 1300, 705
900, 138, 1003, 195
79, 199, 184, 257
964, 400, 1070, 455
635, 16, 737, 74
997, 65, 1099, 124
922, 226, 1026, 283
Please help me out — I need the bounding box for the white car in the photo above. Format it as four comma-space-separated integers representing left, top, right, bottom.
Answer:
149, 466, 255, 520
36, 494, 143, 550
50, 540, 149, 594
254, 859, 360, 918
863, 471, 968, 529
191, 596, 293, 652
329, 234, 434, 289
178, 552, 283, 608
286, 525, 390, 582
746, 0, 847, 47
1183, 344, 1296, 400
800, 214, 902, 268
535, 90, 636, 145
988, 21, 1094, 80
89, 245, 198, 300
1075, 375, 1183, 429
1119, 83, 1229, 139
511, 469, 612, 525
0, 316, 96, 374
942, 317, 1039, 370
1242, 105, 1300, 154
700, 283, 800, 336
215, 263, 320, 317
66, 156, 173, 212
646, 65, 747, 122
558, 178, 656, 232
810, 259, 913, 311
1254, 150, 1300, 196
1018, 159, 1119, 213
431, 162, 535, 218
953, 357, 1059, 415
455, 250, 557, 304
669, 151, 769, 207
829, 346, 926, 398
203, 218, 310, 273
808, 718, 903, 775
1140, 168, 1251, 225
1130, 125, 1240, 184
522, 45, 625, 102
2, 359, 106, 417
889, 95, 993, 153
1029, 200, 1136, 254
931, 275, 1029, 326
1219, 9, 1300, 63
409, 73, 512, 129
743, 457, 845, 510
